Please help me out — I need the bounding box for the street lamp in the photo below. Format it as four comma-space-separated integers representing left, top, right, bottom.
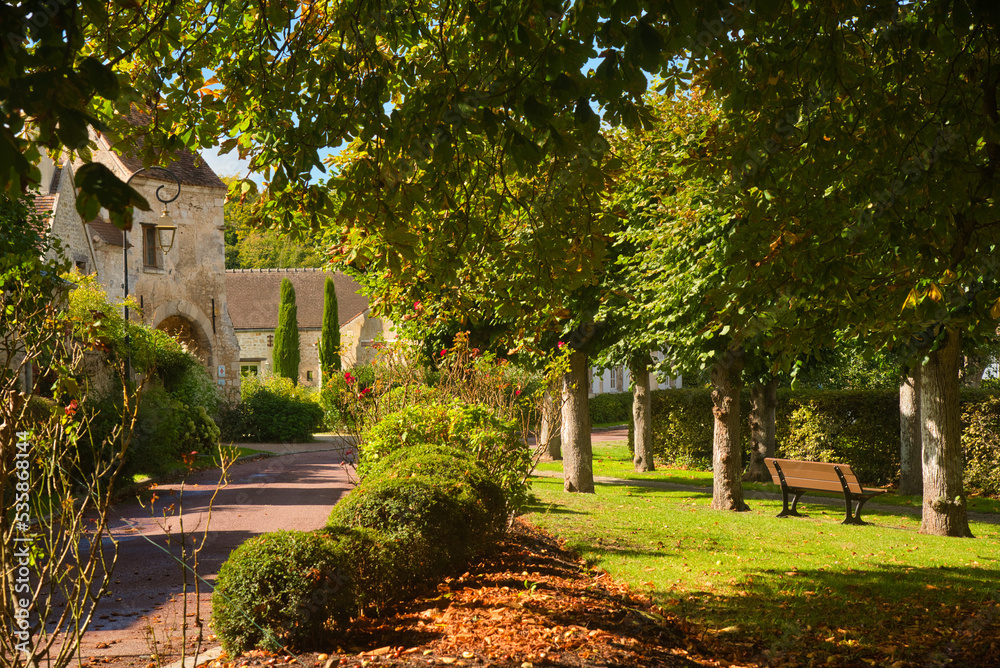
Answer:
123, 166, 181, 378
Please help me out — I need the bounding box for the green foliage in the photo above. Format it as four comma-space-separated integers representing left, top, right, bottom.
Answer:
318, 276, 341, 381
214, 445, 507, 653
358, 401, 531, 514
332, 445, 506, 555
211, 529, 354, 653
778, 391, 901, 486
960, 392, 1000, 498
590, 392, 631, 425
638, 388, 1000, 492
793, 343, 899, 391
239, 374, 323, 442
272, 278, 300, 383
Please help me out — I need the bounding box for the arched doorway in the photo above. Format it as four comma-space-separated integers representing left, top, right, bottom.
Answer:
157, 314, 213, 368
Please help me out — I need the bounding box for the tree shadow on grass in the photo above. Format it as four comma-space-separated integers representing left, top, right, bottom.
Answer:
582, 542, 1000, 667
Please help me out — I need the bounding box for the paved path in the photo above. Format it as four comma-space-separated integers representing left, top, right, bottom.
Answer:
66, 442, 354, 667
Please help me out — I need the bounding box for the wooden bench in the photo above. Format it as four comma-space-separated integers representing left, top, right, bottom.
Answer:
764, 458, 887, 525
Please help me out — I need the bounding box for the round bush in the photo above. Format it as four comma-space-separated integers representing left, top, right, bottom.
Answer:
211, 530, 353, 654
328, 475, 489, 577
364, 445, 507, 535
358, 401, 530, 513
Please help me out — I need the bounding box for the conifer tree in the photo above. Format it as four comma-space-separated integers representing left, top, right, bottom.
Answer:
273, 277, 300, 383
318, 275, 341, 381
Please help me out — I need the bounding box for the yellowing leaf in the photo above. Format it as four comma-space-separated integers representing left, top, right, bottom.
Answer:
927, 283, 943, 302
991, 298, 1000, 320
901, 288, 921, 311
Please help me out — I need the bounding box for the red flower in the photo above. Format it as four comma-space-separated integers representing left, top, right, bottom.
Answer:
64, 399, 79, 416
440, 349, 447, 357
344, 371, 355, 384
515, 389, 521, 396
557, 341, 565, 348
359, 387, 372, 398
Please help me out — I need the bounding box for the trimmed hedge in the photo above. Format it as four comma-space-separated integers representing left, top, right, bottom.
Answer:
211, 529, 355, 652
359, 401, 531, 514
633, 388, 1000, 493
213, 444, 508, 654
590, 392, 632, 425
229, 374, 324, 443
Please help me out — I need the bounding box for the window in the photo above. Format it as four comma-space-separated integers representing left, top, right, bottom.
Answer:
241, 364, 259, 377
142, 224, 160, 268
306, 370, 314, 382
267, 334, 273, 347
74, 259, 87, 273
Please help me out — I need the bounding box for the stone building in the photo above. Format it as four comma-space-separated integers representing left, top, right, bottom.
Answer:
32, 127, 242, 396
225, 268, 395, 386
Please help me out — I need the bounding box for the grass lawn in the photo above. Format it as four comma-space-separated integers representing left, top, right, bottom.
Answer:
526, 441, 1000, 665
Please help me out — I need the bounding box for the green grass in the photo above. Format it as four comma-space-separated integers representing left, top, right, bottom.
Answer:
526, 445, 1000, 665
534, 439, 1000, 514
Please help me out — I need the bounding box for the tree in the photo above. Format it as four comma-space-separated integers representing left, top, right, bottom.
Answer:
272, 277, 300, 383
696, 3, 1000, 536
744, 375, 778, 483
899, 370, 923, 497
629, 352, 654, 472
318, 275, 341, 381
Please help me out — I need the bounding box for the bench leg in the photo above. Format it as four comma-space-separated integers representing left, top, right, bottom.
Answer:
842, 496, 872, 526
777, 490, 805, 518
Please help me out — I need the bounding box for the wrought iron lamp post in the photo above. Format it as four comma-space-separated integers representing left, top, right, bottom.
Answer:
123, 166, 181, 378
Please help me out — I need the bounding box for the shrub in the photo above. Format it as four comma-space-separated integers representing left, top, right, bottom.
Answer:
961, 391, 1000, 497
329, 446, 505, 568
211, 529, 354, 653
359, 401, 531, 513
590, 392, 632, 425
240, 373, 324, 442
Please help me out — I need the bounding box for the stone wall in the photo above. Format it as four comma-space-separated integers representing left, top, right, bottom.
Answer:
234, 311, 398, 387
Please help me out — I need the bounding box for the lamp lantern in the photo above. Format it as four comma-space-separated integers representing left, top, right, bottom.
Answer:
156, 207, 178, 254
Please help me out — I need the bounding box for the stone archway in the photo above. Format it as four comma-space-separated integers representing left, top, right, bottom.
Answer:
156, 314, 212, 367
151, 299, 216, 373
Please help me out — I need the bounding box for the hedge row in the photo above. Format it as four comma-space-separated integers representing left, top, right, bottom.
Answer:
212, 432, 510, 652
631, 388, 1000, 494
590, 392, 632, 425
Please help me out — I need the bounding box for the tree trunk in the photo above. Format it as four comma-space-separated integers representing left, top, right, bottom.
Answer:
960, 354, 988, 388
629, 353, 654, 472
743, 376, 777, 482
561, 350, 594, 493
899, 370, 923, 496
539, 385, 562, 460
711, 349, 749, 511
919, 330, 972, 537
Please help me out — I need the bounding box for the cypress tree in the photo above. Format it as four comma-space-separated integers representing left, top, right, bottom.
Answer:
273, 277, 300, 383
318, 275, 341, 381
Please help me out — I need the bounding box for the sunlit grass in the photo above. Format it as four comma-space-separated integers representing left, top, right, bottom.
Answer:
526, 465, 1000, 664
534, 439, 1000, 514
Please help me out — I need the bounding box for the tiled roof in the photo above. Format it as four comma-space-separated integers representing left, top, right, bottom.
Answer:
32, 194, 57, 221
31, 165, 64, 225
88, 217, 127, 247
225, 269, 370, 330
100, 108, 226, 190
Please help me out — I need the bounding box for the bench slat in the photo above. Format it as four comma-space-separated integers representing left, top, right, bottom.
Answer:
765, 458, 866, 494
769, 477, 849, 494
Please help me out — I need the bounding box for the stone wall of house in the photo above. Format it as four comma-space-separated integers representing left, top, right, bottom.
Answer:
235, 313, 397, 387
341, 312, 396, 367
45, 164, 97, 274
89, 172, 241, 398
